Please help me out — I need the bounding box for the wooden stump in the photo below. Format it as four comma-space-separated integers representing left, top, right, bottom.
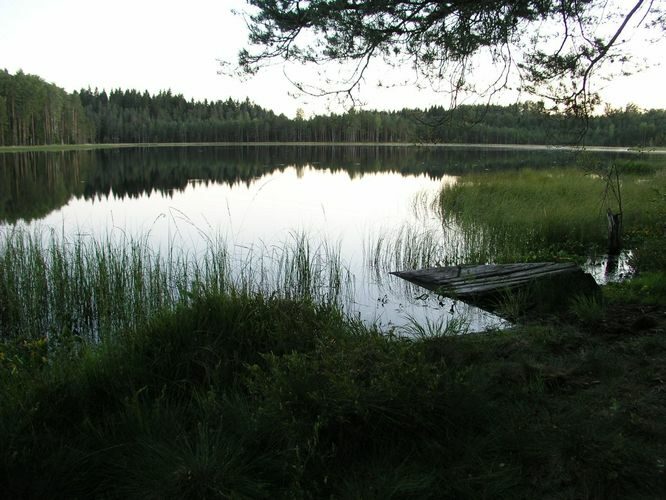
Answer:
607, 209, 623, 255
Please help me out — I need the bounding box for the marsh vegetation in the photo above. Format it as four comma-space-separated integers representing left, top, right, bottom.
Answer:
0, 228, 351, 342
437, 161, 666, 262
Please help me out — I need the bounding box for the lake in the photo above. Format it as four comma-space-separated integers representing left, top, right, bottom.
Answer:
0, 145, 649, 335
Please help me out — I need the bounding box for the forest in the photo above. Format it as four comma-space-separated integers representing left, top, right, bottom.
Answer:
2, 69, 666, 147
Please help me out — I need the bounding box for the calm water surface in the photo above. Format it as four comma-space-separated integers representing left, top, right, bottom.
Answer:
0, 145, 629, 331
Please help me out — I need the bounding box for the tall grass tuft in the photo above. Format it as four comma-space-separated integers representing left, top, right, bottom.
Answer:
400, 314, 470, 338
0, 227, 352, 342
569, 293, 606, 324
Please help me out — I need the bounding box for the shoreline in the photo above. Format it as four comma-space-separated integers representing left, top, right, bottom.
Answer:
1, 141, 665, 154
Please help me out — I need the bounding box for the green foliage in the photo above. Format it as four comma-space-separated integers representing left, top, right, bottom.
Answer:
2, 294, 665, 497
493, 287, 536, 321
440, 168, 606, 253
0, 336, 49, 375
0, 294, 346, 497
0, 228, 351, 342
630, 237, 666, 272
240, 1, 663, 115
0, 69, 93, 146
604, 272, 666, 306
243, 333, 474, 496
569, 293, 606, 325
399, 314, 470, 338
438, 166, 666, 263
364, 160, 665, 278
69, 95, 666, 147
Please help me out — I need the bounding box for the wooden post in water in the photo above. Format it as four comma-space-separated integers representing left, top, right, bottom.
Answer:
607, 208, 622, 255
604, 164, 623, 255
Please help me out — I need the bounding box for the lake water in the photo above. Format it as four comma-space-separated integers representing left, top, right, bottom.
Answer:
0, 145, 638, 332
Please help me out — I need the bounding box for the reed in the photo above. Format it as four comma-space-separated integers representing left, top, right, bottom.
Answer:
399, 313, 470, 338
0, 227, 352, 342
438, 166, 666, 262
365, 164, 666, 282
439, 168, 607, 256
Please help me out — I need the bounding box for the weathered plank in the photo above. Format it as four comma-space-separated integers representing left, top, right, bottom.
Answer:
391, 262, 599, 317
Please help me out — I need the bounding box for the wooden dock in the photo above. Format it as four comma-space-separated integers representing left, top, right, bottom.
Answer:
391, 262, 599, 316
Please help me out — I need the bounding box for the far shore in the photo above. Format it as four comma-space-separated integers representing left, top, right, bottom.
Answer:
1, 141, 665, 154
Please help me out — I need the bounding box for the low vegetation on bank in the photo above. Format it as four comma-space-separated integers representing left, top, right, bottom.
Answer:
2, 287, 665, 498
437, 161, 666, 263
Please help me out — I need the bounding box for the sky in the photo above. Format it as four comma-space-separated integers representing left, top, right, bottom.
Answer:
1, 0, 664, 118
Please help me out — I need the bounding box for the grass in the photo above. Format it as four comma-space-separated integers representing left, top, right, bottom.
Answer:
569, 293, 606, 324
604, 271, 666, 306
0, 227, 352, 342
1, 293, 664, 498
437, 166, 666, 263
399, 313, 470, 338
367, 165, 665, 273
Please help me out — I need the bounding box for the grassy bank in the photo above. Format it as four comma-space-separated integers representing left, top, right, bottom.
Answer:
1, 291, 665, 498
437, 164, 666, 263
366, 162, 666, 273
1, 222, 665, 497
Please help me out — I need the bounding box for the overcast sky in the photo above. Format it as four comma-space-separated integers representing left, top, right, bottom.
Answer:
1, 0, 664, 118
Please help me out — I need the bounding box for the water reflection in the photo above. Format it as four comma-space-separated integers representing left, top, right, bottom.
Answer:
1, 145, 644, 332
584, 251, 634, 284
1, 145, 586, 224
0, 151, 90, 223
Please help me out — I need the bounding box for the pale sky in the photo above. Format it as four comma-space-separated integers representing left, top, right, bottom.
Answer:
1, 0, 664, 118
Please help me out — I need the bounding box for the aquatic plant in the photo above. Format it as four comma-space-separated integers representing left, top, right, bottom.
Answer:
438, 167, 666, 262
0, 227, 352, 342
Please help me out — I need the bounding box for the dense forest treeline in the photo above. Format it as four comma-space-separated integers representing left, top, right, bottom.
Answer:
2, 69, 666, 147
0, 70, 93, 145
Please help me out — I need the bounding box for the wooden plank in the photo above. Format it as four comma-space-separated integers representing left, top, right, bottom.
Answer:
392, 263, 578, 292
391, 262, 599, 317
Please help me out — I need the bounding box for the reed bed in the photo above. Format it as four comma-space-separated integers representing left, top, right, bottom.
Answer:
439, 168, 610, 257
0, 228, 352, 342
366, 214, 545, 279
367, 165, 666, 276
439, 167, 666, 257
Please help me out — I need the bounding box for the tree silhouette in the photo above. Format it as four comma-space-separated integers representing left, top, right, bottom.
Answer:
235, 0, 664, 115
